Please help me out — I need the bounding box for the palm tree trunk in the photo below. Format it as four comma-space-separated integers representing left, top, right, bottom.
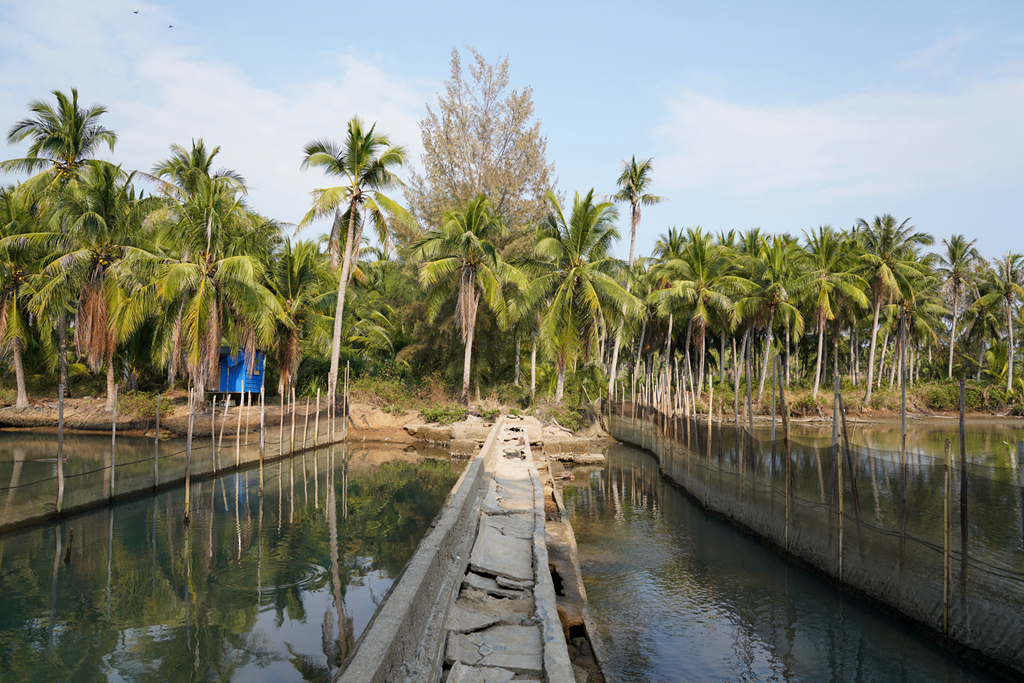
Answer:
663, 313, 674, 385
58, 314, 69, 396
513, 328, 521, 386
732, 337, 738, 384
785, 325, 791, 387
719, 335, 726, 383
683, 320, 694, 400
832, 318, 840, 383
555, 354, 566, 404
461, 293, 480, 405
530, 331, 538, 402
948, 299, 959, 378
608, 333, 623, 400
105, 345, 116, 412
633, 316, 647, 380
734, 328, 748, 421
889, 334, 900, 388
327, 203, 359, 407
757, 309, 774, 399
812, 320, 824, 399
865, 299, 882, 403
699, 334, 707, 399
12, 341, 28, 409
1007, 307, 1015, 393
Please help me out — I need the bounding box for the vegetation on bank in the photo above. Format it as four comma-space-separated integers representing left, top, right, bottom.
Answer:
0, 48, 1022, 422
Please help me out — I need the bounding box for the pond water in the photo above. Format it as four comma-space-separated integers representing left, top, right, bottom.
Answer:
564, 442, 1008, 683
0, 442, 465, 683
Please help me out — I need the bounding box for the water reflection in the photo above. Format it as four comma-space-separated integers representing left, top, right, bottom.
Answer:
564, 444, 1004, 683
0, 443, 464, 683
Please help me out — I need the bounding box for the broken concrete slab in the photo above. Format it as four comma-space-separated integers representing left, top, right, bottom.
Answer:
474, 625, 543, 675
446, 663, 517, 683
496, 575, 533, 590
462, 572, 527, 599
482, 512, 534, 540
470, 523, 533, 583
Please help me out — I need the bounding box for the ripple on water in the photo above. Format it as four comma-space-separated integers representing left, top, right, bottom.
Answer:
210, 559, 328, 592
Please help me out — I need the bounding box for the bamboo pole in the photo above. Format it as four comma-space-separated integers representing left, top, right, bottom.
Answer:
110, 384, 117, 501
235, 394, 243, 467
154, 394, 160, 489
184, 388, 195, 523
259, 386, 266, 494
278, 393, 284, 458
1018, 441, 1023, 552
778, 358, 790, 552
314, 388, 321, 447
218, 393, 231, 453
245, 391, 251, 448
838, 403, 844, 583
959, 376, 968, 548
944, 438, 952, 636
211, 397, 217, 474
838, 394, 860, 518
56, 385, 64, 514
290, 388, 297, 455
745, 343, 754, 434
302, 396, 310, 451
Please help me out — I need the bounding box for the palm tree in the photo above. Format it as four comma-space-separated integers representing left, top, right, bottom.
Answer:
0, 185, 37, 408
123, 144, 281, 400
798, 226, 867, 398
736, 235, 804, 400
652, 228, 749, 401
649, 227, 687, 384
533, 190, 641, 403
938, 234, 980, 378
299, 118, 413, 407
29, 162, 151, 410
975, 253, 1024, 393
2, 88, 117, 391
607, 157, 665, 399
265, 239, 335, 395
855, 215, 933, 403
412, 195, 517, 404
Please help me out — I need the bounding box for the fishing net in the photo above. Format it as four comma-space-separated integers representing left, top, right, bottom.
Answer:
608, 400, 1024, 677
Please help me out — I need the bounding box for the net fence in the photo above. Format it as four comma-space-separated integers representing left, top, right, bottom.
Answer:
608, 399, 1024, 678
0, 405, 349, 533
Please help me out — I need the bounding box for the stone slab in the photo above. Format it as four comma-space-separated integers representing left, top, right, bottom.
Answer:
447, 662, 516, 683
470, 523, 533, 583
446, 625, 542, 676
462, 572, 526, 599
483, 512, 534, 540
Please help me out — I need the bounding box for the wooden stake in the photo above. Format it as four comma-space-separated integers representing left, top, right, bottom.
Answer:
745, 343, 754, 434
235, 394, 243, 467
111, 383, 117, 501
259, 386, 266, 494
838, 394, 860, 518
290, 387, 297, 455
1018, 441, 1024, 553
314, 388, 321, 447
56, 384, 64, 514
302, 396, 310, 451
959, 376, 968, 548
245, 391, 251, 448
154, 394, 160, 489
211, 397, 217, 474
944, 438, 952, 636
279, 393, 284, 458
218, 393, 231, 454
184, 388, 194, 523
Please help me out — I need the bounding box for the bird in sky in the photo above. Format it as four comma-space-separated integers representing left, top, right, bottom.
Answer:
169, 24, 173, 28
133, 10, 138, 13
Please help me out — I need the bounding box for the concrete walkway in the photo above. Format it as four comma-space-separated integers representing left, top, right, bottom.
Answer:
444, 418, 574, 683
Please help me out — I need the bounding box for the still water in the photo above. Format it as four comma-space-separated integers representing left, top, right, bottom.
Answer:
564, 443, 1006, 683
0, 443, 464, 682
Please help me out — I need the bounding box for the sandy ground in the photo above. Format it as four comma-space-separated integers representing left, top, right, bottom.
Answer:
0, 394, 421, 442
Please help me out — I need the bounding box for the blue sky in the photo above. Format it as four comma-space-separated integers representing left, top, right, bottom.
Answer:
1, 0, 1021, 259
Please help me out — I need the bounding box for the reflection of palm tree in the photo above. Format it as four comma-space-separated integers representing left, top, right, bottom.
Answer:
938, 234, 980, 378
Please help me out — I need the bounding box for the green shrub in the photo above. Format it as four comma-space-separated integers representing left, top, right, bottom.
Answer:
117, 391, 173, 420
422, 405, 468, 424
923, 382, 957, 410
552, 406, 584, 432
477, 407, 501, 420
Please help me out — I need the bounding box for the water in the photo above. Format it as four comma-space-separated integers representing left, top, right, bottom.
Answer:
0, 443, 465, 683
564, 443, 1006, 683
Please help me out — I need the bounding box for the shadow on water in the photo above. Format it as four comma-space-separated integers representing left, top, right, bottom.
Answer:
0, 442, 466, 683
563, 443, 1006, 683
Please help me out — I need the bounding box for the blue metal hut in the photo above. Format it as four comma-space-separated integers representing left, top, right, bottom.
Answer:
218, 347, 266, 393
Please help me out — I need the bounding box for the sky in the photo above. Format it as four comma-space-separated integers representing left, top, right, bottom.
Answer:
1, 0, 1021, 260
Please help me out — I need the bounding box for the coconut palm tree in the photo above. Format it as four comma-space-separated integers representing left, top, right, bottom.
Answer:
299, 118, 413, 407
975, 253, 1024, 393
938, 234, 981, 378
798, 226, 867, 398
607, 157, 666, 399
855, 215, 933, 403
653, 228, 750, 401
124, 146, 281, 400
29, 162, 152, 410
2, 88, 117, 391
412, 195, 518, 404
533, 190, 640, 403
736, 235, 804, 400
0, 185, 38, 408
266, 239, 335, 395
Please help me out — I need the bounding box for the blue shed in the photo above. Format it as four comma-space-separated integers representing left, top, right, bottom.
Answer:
218, 347, 267, 393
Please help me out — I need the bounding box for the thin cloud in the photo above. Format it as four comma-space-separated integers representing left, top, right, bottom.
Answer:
0, 0, 429, 232
656, 78, 1024, 210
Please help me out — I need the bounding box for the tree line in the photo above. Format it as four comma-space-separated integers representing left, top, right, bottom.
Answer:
1, 80, 1021, 414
